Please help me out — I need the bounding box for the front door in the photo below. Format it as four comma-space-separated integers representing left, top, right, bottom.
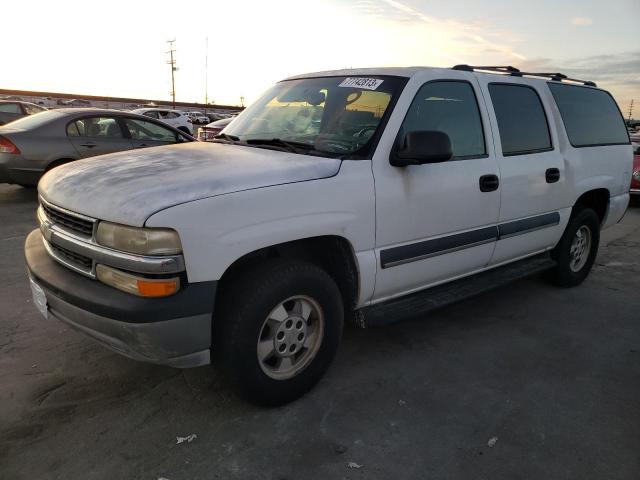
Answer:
372, 73, 501, 302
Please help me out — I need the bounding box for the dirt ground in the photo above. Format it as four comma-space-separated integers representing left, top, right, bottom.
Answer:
1, 184, 639, 479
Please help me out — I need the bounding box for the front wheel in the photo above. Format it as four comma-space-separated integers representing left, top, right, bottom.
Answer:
215, 259, 344, 406
550, 208, 600, 287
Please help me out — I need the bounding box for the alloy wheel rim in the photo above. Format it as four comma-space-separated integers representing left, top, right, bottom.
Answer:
257, 295, 324, 380
569, 225, 591, 273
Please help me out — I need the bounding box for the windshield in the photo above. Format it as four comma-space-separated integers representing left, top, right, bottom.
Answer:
223, 76, 406, 157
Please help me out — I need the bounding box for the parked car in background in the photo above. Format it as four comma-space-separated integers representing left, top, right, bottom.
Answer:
631, 143, 640, 199
0, 108, 194, 187
57, 99, 92, 107
0, 101, 47, 126
131, 108, 194, 135
186, 112, 209, 124
198, 117, 234, 141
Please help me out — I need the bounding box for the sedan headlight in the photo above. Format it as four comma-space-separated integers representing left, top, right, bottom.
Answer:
96, 221, 182, 255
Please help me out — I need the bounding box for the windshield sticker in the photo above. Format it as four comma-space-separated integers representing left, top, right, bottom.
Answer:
338, 77, 384, 90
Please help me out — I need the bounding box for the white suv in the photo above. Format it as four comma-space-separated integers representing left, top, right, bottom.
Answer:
27, 66, 632, 405
131, 108, 193, 135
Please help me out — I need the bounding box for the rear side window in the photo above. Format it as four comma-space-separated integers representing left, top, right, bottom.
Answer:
400, 80, 486, 158
489, 84, 552, 156
0, 103, 21, 113
548, 83, 629, 147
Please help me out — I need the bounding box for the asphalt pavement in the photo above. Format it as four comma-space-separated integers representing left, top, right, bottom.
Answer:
1, 184, 639, 480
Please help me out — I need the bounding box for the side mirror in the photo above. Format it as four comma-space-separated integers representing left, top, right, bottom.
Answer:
390, 130, 453, 167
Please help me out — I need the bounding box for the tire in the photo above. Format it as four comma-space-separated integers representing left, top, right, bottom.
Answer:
550, 207, 600, 287
177, 126, 190, 135
214, 259, 344, 406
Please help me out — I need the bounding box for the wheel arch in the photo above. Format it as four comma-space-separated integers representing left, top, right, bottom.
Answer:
216, 235, 360, 314
573, 188, 609, 224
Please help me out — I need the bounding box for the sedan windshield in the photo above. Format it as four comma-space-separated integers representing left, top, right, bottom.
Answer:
222, 76, 405, 158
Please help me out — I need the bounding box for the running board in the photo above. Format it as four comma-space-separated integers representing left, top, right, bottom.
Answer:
357, 253, 556, 328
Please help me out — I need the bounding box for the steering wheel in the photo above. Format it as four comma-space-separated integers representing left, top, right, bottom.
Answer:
315, 137, 355, 153
345, 91, 362, 105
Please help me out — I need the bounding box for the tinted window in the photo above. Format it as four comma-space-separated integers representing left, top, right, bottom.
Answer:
23, 103, 46, 115
68, 117, 123, 138
124, 118, 177, 142
143, 110, 160, 119
489, 84, 552, 155
548, 83, 628, 147
0, 103, 21, 113
400, 81, 485, 158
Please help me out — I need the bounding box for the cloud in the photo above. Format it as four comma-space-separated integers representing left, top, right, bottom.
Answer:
521, 52, 640, 112
352, 0, 527, 61
571, 17, 593, 26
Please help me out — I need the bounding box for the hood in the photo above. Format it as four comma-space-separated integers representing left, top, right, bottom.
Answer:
39, 142, 341, 226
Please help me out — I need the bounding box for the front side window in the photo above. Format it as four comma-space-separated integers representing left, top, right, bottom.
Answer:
124, 118, 177, 142
23, 103, 46, 115
548, 83, 628, 147
67, 117, 123, 138
400, 81, 486, 158
143, 110, 160, 119
489, 83, 552, 156
223, 76, 406, 157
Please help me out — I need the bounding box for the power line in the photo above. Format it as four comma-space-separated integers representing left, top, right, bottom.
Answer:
167, 39, 177, 109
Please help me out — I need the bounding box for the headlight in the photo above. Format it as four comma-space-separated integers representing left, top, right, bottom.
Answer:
633, 171, 640, 181
96, 264, 180, 297
96, 221, 182, 255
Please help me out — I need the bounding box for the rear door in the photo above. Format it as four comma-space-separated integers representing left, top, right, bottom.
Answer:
66, 116, 133, 158
475, 77, 566, 265
372, 72, 501, 301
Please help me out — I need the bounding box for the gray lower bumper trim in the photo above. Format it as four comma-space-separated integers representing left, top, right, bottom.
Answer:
47, 292, 211, 368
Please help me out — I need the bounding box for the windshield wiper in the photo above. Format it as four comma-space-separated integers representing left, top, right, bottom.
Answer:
213, 133, 240, 142
245, 138, 315, 154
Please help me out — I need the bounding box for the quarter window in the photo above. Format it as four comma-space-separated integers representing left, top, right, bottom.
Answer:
400, 81, 486, 158
548, 83, 628, 147
489, 84, 552, 156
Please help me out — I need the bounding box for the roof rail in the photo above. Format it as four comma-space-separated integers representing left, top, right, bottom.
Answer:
451, 64, 596, 87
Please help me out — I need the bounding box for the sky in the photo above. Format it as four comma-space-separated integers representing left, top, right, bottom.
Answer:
3, 0, 639, 116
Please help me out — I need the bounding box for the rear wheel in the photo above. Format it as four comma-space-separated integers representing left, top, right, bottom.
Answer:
550, 208, 600, 287
215, 259, 344, 406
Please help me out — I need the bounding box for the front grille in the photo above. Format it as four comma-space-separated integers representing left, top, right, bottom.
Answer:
41, 202, 94, 237
50, 243, 93, 270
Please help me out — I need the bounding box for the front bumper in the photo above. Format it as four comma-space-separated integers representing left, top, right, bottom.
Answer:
25, 229, 216, 367
630, 188, 640, 196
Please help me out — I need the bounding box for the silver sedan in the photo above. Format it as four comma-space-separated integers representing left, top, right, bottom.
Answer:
0, 108, 194, 187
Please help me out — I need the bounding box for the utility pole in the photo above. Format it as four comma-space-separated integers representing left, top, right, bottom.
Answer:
240, 96, 245, 108
205, 37, 209, 114
167, 39, 177, 109
628, 99, 634, 121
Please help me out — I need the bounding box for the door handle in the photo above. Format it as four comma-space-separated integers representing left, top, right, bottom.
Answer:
479, 174, 499, 192
546, 168, 560, 183
79, 142, 97, 148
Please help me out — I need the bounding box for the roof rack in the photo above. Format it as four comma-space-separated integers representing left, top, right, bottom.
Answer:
451, 65, 596, 87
